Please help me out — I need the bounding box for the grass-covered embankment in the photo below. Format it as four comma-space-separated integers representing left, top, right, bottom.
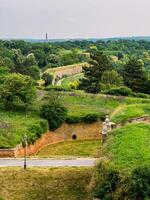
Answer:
0, 167, 93, 200
0, 110, 48, 148
91, 122, 150, 199
111, 103, 150, 123
61, 73, 83, 88
37, 140, 101, 158
105, 122, 150, 170
2, 90, 150, 149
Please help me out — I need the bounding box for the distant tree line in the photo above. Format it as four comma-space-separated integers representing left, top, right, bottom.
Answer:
79, 51, 150, 95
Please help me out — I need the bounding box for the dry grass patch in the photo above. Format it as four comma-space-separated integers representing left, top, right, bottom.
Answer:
0, 167, 93, 200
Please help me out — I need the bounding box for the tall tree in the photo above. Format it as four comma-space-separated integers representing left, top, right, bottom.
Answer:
123, 58, 147, 92
101, 70, 123, 90
0, 73, 36, 110
79, 51, 113, 93
40, 92, 67, 130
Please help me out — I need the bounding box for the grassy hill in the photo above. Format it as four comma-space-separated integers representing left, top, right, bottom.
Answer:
105, 123, 150, 170
1, 91, 150, 149
0, 110, 48, 148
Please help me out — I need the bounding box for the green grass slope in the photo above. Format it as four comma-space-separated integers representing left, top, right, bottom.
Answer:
0, 110, 47, 148
105, 123, 150, 170
61, 73, 83, 88
111, 103, 150, 123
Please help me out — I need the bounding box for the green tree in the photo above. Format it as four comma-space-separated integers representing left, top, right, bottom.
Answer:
40, 92, 67, 130
0, 66, 10, 76
42, 73, 53, 87
31, 49, 46, 68
123, 58, 147, 92
25, 65, 40, 80
79, 51, 113, 93
0, 73, 36, 110
24, 53, 37, 67
101, 70, 123, 90
46, 54, 60, 67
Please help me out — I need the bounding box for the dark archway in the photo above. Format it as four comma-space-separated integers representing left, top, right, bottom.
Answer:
72, 134, 77, 140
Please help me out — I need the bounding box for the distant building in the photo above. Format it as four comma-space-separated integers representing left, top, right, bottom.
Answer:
46, 33, 48, 42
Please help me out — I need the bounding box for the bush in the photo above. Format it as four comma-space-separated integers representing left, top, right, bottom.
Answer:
42, 73, 53, 87
27, 120, 48, 144
69, 81, 79, 90
104, 86, 150, 98
83, 114, 99, 123
129, 166, 150, 200
66, 113, 103, 124
91, 162, 120, 200
132, 92, 149, 99
41, 104, 67, 131
104, 86, 133, 97
91, 162, 150, 200
66, 115, 83, 124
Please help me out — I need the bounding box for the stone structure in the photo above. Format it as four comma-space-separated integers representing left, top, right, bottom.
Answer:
0, 121, 102, 158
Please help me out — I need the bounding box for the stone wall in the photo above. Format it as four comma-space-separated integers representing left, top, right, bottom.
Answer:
0, 122, 102, 158
0, 149, 15, 158
114, 115, 149, 129
16, 132, 65, 157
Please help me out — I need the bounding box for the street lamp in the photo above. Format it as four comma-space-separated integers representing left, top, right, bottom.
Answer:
22, 134, 28, 170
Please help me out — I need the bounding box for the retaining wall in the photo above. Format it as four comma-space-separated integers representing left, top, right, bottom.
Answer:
0, 122, 102, 158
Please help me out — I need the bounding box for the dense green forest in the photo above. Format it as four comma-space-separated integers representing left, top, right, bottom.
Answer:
1, 39, 150, 90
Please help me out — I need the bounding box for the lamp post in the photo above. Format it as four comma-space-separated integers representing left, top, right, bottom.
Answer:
23, 134, 28, 170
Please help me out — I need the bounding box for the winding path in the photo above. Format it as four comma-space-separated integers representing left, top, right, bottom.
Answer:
0, 158, 96, 167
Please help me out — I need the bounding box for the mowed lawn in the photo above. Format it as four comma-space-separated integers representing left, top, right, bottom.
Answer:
37, 140, 101, 158
0, 168, 93, 200
105, 122, 150, 170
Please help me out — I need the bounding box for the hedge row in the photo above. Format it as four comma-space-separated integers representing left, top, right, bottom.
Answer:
45, 85, 73, 92
66, 113, 106, 124
104, 86, 150, 98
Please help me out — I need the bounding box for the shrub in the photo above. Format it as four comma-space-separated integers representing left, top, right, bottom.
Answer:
27, 120, 48, 144
66, 113, 103, 124
69, 81, 79, 90
91, 162, 150, 200
132, 92, 149, 99
105, 86, 133, 97
91, 162, 120, 200
66, 115, 83, 124
83, 114, 99, 123
129, 166, 150, 200
42, 73, 53, 87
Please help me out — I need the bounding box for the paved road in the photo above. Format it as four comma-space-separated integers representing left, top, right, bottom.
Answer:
0, 158, 96, 167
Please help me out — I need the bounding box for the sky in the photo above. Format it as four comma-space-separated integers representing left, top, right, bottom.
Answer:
0, 0, 150, 39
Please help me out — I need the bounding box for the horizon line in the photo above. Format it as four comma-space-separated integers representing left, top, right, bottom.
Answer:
1, 35, 150, 41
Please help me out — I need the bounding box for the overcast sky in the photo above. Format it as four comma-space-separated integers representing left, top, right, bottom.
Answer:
0, 0, 150, 39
